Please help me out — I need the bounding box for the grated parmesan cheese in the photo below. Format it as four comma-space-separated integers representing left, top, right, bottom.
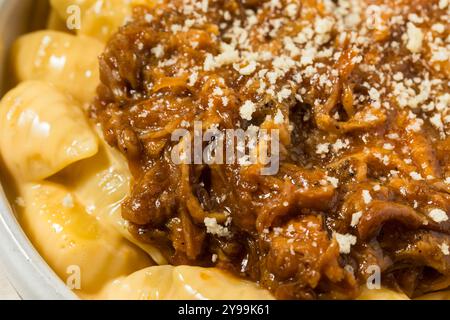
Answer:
235, 60, 257, 75
410, 171, 423, 181
406, 22, 423, 53
439, 243, 450, 255
151, 44, 165, 58
334, 232, 357, 254
383, 143, 394, 150
326, 176, 339, 188
204, 217, 231, 237
240, 100, 256, 121
362, 190, 372, 204
316, 143, 330, 155
428, 208, 449, 223
350, 211, 363, 227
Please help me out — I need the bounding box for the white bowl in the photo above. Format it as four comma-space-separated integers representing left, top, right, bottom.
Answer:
0, 0, 76, 300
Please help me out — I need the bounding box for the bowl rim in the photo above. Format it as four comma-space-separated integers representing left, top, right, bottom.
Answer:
0, 0, 77, 300
0, 185, 77, 300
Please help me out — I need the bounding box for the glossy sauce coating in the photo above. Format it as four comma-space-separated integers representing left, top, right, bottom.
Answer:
93, 0, 450, 299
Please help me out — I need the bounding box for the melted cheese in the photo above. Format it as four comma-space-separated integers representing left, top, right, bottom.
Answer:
416, 290, 450, 300
12, 31, 103, 103
50, 0, 155, 42
0, 81, 98, 182
96, 265, 274, 300
49, 0, 94, 16
357, 287, 410, 300
18, 182, 151, 294
52, 128, 167, 265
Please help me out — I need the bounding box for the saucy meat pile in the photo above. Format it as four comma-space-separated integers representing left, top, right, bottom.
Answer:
92, 0, 450, 299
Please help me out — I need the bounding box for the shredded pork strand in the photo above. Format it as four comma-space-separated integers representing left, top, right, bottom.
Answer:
92, 0, 450, 299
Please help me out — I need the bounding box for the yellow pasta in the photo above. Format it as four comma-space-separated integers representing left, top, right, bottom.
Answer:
356, 287, 410, 300
50, 0, 155, 42
47, 9, 70, 32
0, 81, 98, 182
417, 290, 450, 300
12, 31, 103, 103
52, 127, 167, 265
97, 265, 274, 300
18, 182, 152, 295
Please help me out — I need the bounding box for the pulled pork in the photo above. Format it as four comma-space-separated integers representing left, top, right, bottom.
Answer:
92, 0, 450, 299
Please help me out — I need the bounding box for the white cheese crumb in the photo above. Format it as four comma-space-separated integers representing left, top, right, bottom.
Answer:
144, 14, 153, 23
286, 224, 295, 234
151, 44, 164, 58
315, 17, 334, 34
393, 72, 404, 81
204, 217, 231, 237
432, 23, 445, 34
239, 100, 256, 121
334, 232, 357, 254
235, 60, 257, 75
428, 208, 449, 223
369, 87, 380, 100
222, 96, 229, 107
285, 4, 298, 18
432, 48, 449, 62
439, 243, 450, 255
213, 87, 223, 96
188, 72, 198, 86
201, 0, 209, 12
406, 23, 424, 53
365, 113, 379, 122
430, 113, 444, 131
273, 109, 284, 124
362, 190, 372, 205
350, 211, 363, 227
326, 176, 339, 188
387, 133, 399, 140
408, 13, 423, 24
332, 139, 349, 152
277, 87, 292, 102
383, 143, 394, 150
204, 43, 239, 71
410, 171, 423, 181
316, 143, 330, 155
170, 24, 182, 33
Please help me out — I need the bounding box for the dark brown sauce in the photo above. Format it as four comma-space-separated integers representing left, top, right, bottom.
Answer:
92, 0, 450, 299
